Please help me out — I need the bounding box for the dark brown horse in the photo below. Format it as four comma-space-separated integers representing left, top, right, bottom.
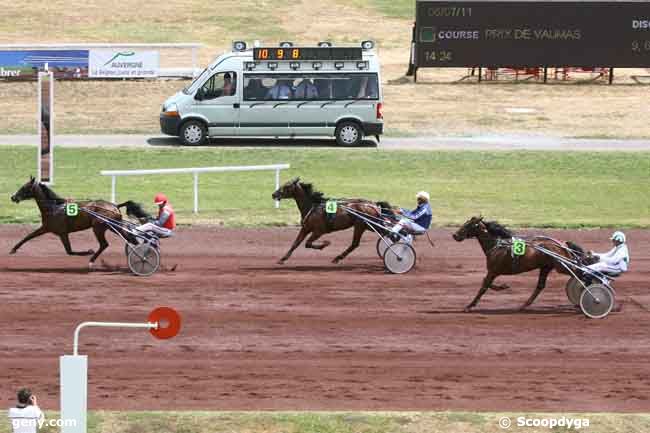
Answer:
452, 216, 587, 312
272, 178, 392, 264
10, 177, 136, 267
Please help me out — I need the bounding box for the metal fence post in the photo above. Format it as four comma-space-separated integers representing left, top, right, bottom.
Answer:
275, 169, 280, 209
191, 47, 197, 77
111, 176, 116, 203
193, 172, 199, 214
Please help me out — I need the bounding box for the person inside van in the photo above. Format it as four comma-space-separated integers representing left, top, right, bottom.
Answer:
314, 78, 330, 99
294, 78, 319, 99
266, 79, 292, 100
356, 76, 378, 99
244, 78, 265, 100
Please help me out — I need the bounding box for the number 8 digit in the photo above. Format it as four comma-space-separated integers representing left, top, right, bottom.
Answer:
292, 49, 299, 59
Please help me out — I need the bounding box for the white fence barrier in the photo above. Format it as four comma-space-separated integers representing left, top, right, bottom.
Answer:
100, 164, 291, 213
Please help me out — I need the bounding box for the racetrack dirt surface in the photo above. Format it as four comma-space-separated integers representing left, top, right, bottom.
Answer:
0, 225, 649, 412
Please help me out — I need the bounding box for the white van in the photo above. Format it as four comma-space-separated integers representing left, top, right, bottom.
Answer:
160, 41, 383, 146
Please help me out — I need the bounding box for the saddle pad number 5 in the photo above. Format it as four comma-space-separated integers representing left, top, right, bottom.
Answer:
325, 200, 338, 214
512, 239, 526, 256
65, 203, 79, 217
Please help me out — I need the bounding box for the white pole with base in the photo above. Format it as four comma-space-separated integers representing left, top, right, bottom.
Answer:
60, 308, 181, 433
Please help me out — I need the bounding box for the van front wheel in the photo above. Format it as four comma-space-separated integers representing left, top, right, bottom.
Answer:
180, 120, 208, 146
335, 122, 363, 147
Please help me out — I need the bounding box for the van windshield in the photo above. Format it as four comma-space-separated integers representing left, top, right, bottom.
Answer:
183, 68, 210, 94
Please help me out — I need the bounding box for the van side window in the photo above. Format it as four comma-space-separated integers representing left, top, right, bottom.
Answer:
242, 73, 378, 101
200, 72, 237, 100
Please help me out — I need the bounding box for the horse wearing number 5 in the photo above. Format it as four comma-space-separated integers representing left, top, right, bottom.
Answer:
10, 176, 138, 267
452, 216, 591, 312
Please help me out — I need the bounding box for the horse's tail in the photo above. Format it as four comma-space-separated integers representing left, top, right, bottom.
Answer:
117, 200, 153, 222
566, 240, 598, 266
376, 201, 396, 218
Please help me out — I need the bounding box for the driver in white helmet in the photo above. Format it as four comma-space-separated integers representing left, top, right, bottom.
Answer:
391, 191, 432, 242
587, 231, 630, 275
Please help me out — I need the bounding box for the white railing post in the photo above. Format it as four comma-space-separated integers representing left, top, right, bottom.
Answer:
275, 169, 281, 209
191, 47, 198, 77
111, 176, 116, 203
193, 172, 199, 214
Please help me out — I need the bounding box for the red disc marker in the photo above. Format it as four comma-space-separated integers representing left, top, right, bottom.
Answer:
148, 307, 181, 339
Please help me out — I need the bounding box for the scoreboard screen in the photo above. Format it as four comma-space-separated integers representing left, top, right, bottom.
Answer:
253, 47, 363, 61
414, 1, 650, 67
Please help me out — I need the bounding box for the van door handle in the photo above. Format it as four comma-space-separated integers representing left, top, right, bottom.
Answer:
233, 103, 240, 109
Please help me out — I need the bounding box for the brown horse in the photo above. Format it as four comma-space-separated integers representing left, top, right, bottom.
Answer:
272, 178, 393, 264
10, 177, 136, 267
452, 216, 587, 312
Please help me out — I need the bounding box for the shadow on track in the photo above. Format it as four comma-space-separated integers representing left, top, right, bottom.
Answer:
246, 264, 385, 273
418, 305, 582, 316
147, 137, 378, 148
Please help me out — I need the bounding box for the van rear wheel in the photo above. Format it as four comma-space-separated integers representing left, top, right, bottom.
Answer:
180, 120, 207, 146
335, 121, 363, 147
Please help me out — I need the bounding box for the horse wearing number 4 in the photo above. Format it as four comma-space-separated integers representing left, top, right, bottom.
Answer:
453, 216, 592, 312
272, 178, 393, 264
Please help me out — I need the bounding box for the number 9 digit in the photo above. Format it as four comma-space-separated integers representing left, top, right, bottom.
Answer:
277, 49, 284, 59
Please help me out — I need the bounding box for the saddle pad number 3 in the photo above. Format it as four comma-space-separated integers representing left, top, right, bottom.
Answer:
65, 203, 79, 217
512, 239, 526, 256
325, 200, 338, 214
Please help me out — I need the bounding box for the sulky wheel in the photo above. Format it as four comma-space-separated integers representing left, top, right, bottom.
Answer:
127, 243, 160, 277
376, 236, 394, 258
383, 242, 416, 274
565, 277, 585, 306
579, 283, 615, 319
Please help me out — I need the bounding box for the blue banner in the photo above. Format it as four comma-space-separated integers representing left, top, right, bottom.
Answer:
0, 50, 89, 79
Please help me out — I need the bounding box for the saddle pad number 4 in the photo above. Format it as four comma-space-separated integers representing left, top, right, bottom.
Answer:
325, 200, 338, 214
65, 203, 79, 217
512, 239, 526, 256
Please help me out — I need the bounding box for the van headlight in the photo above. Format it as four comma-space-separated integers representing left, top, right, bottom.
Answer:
162, 103, 179, 117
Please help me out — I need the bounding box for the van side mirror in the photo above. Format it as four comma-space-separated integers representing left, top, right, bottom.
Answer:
195, 88, 204, 101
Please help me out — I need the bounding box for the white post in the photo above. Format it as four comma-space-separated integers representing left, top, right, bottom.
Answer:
191, 47, 197, 77
63, 321, 158, 433
275, 169, 280, 209
111, 176, 116, 203
60, 355, 87, 433
193, 172, 199, 214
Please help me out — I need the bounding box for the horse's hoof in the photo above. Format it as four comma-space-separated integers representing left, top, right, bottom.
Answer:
463, 306, 473, 313
277, 259, 286, 265
9, 249, 17, 255
332, 257, 341, 264
88, 262, 95, 271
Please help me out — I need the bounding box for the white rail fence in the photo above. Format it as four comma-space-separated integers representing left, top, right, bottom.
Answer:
101, 164, 291, 213
0, 43, 204, 78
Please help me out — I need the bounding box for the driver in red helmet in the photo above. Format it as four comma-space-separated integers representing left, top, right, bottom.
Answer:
136, 193, 176, 238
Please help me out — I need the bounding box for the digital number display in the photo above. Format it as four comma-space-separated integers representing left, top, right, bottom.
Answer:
253, 47, 363, 61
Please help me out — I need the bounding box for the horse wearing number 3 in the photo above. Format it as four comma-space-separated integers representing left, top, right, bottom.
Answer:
452, 216, 592, 312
